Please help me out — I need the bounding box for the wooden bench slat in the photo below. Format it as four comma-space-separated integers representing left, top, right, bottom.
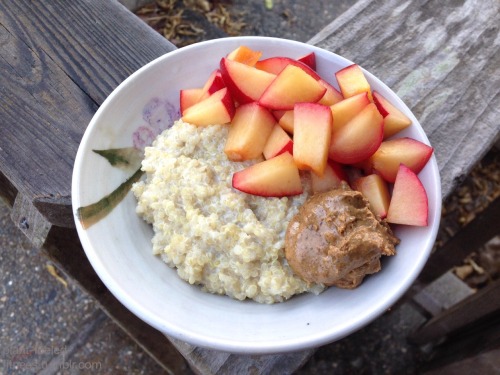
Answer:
169, 338, 314, 375
410, 278, 500, 345
419, 316, 500, 373
0, 22, 92, 197
1, 1, 175, 103
0, 0, 176, 241
418, 195, 500, 284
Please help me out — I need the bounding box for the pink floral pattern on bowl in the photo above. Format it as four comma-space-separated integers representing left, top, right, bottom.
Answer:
133, 98, 179, 149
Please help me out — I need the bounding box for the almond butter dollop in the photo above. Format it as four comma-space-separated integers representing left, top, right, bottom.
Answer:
285, 182, 400, 288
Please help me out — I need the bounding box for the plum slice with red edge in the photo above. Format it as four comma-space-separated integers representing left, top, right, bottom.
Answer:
386, 164, 429, 226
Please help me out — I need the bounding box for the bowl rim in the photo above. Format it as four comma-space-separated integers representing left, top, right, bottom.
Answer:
72, 35, 442, 354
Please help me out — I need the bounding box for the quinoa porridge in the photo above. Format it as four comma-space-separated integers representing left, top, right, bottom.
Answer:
132, 120, 324, 304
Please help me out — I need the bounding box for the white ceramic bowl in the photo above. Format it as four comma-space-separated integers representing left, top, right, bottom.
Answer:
72, 36, 441, 354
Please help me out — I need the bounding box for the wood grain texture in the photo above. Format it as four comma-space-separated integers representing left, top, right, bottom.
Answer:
11, 193, 52, 248
169, 338, 314, 375
410, 277, 500, 345
0, 0, 176, 238
309, 0, 500, 199
418, 194, 500, 284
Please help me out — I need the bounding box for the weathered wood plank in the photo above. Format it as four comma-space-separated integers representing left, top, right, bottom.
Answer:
422, 346, 500, 375
417, 300, 500, 373
410, 278, 500, 345
0, 0, 176, 240
418, 194, 500, 283
169, 338, 314, 375
11, 193, 52, 249
0, 21, 92, 215
1, 0, 175, 104
412, 271, 475, 317
309, 0, 500, 199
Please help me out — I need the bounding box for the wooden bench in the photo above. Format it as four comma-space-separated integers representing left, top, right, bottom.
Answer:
1, 0, 499, 373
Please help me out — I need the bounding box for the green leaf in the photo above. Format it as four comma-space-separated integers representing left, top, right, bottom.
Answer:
77, 168, 144, 229
93, 147, 143, 170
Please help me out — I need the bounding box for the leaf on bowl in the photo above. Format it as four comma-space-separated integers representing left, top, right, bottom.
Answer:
77, 168, 144, 229
93, 147, 143, 170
